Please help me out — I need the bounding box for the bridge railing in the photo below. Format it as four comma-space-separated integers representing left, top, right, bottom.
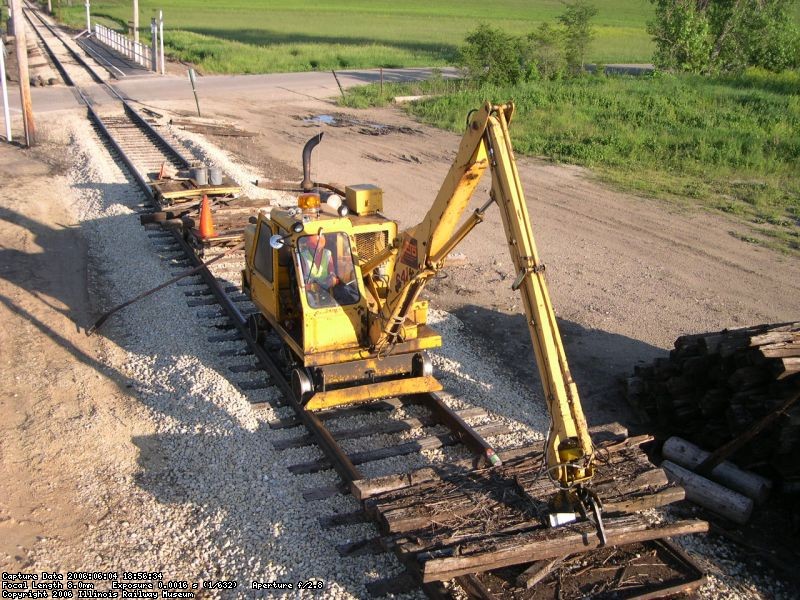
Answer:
93, 24, 153, 70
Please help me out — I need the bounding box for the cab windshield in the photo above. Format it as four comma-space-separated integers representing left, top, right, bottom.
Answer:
296, 233, 361, 308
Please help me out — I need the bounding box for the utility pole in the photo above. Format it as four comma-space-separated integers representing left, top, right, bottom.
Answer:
47, 0, 52, 14
158, 9, 164, 75
132, 0, 139, 43
1, 42, 12, 142
84, 0, 90, 33
7, 0, 14, 36
10, 0, 35, 145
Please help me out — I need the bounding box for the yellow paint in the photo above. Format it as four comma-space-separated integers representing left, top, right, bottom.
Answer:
345, 184, 383, 215
305, 376, 442, 411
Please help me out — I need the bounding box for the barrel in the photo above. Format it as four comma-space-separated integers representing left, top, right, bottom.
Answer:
190, 166, 208, 186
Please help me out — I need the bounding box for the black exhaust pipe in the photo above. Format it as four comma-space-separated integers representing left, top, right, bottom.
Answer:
301, 132, 324, 192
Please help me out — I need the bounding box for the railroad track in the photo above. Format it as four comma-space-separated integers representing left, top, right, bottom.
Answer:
22, 6, 709, 598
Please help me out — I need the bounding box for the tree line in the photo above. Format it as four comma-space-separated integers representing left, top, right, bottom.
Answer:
458, 0, 800, 84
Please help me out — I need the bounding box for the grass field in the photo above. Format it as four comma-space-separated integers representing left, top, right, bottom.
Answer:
53, 0, 657, 73
342, 70, 800, 254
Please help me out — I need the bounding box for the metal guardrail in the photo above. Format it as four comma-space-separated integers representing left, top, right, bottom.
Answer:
93, 23, 153, 70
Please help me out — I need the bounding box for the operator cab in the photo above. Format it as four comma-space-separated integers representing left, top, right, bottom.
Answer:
296, 232, 361, 308
242, 185, 442, 409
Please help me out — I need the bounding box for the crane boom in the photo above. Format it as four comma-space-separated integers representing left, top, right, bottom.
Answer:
366, 102, 594, 486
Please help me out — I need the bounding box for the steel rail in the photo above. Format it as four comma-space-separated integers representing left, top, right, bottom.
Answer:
23, 3, 106, 87
24, 3, 190, 172
24, 7, 504, 588
24, 4, 358, 537
21, 8, 77, 88
123, 101, 192, 170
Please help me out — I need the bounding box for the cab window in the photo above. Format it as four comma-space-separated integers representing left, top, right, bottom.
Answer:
297, 233, 360, 308
253, 223, 273, 282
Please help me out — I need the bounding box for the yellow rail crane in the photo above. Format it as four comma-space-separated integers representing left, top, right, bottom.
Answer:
243, 102, 601, 528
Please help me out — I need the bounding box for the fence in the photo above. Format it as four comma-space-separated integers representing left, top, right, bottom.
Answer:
93, 23, 153, 70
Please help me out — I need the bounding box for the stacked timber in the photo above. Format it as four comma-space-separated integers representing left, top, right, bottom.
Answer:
626, 322, 800, 490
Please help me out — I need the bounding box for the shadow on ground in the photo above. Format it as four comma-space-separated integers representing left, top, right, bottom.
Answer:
451, 304, 665, 434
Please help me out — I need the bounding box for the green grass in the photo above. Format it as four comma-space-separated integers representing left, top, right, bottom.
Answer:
50, 0, 657, 73
341, 69, 800, 254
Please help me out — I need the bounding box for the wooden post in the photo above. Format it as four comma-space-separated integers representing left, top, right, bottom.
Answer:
150, 17, 157, 72
158, 9, 164, 75
10, 0, 35, 146
662, 461, 753, 525
663, 436, 771, 504
7, 0, 14, 37
187, 68, 200, 117
380, 67, 383, 96
132, 0, 139, 43
1, 42, 12, 142
331, 69, 344, 98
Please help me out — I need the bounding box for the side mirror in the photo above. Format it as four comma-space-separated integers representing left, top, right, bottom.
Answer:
269, 234, 286, 250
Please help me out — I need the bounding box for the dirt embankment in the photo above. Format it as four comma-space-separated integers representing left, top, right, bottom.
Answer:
0, 142, 152, 570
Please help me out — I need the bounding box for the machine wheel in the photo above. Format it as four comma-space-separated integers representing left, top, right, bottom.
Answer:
291, 368, 314, 404
247, 313, 270, 344
412, 352, 433, 378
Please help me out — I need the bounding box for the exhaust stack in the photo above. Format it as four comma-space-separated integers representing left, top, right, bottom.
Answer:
301, 133, 324, 192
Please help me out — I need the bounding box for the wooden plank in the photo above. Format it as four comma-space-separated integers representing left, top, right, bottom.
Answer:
365, 446, 648, 524
420, 518, 708, 582
318, 510, 368, 529
662, 461, 753, 525
663, 436, 771, 503
773, 357, 800, 379
515, 555, 568, 589
273, 407, 487, 450
696, 389, 800, 474
288, 422, 508, 475
269, 398, 407, 429
372, 449, 665, 536
455, 574, 498, 599
603, 486, 685, 514
351, 432, 648, 501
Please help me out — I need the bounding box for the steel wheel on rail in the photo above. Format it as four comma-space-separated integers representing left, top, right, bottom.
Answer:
247, 312, 270, 344
291, 367, 314, 404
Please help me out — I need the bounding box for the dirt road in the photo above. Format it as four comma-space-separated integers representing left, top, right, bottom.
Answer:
0, 143, 153, 570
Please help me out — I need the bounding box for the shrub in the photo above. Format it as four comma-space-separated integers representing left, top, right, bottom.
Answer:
558, 0, 599, 74
649, 0, 800, 74
521, 23, 567, 80
457, 24, 524, 86
648, 0, 711, 73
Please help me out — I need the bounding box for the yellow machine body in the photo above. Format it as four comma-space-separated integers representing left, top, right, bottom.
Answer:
242, 202, 442, 411
244, 102, 595, 488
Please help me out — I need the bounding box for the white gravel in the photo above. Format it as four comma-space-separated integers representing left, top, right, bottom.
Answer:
29, 110, 789, 600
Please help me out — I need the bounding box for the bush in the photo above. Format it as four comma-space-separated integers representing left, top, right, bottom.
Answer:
457, 24, 524, 86
521, 23, 567, 80
648, 0, 711, 73
649, 0, 800, 74
558, 0, 598, 74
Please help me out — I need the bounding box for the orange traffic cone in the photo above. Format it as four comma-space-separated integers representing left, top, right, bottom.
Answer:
198, 195, 215, 239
